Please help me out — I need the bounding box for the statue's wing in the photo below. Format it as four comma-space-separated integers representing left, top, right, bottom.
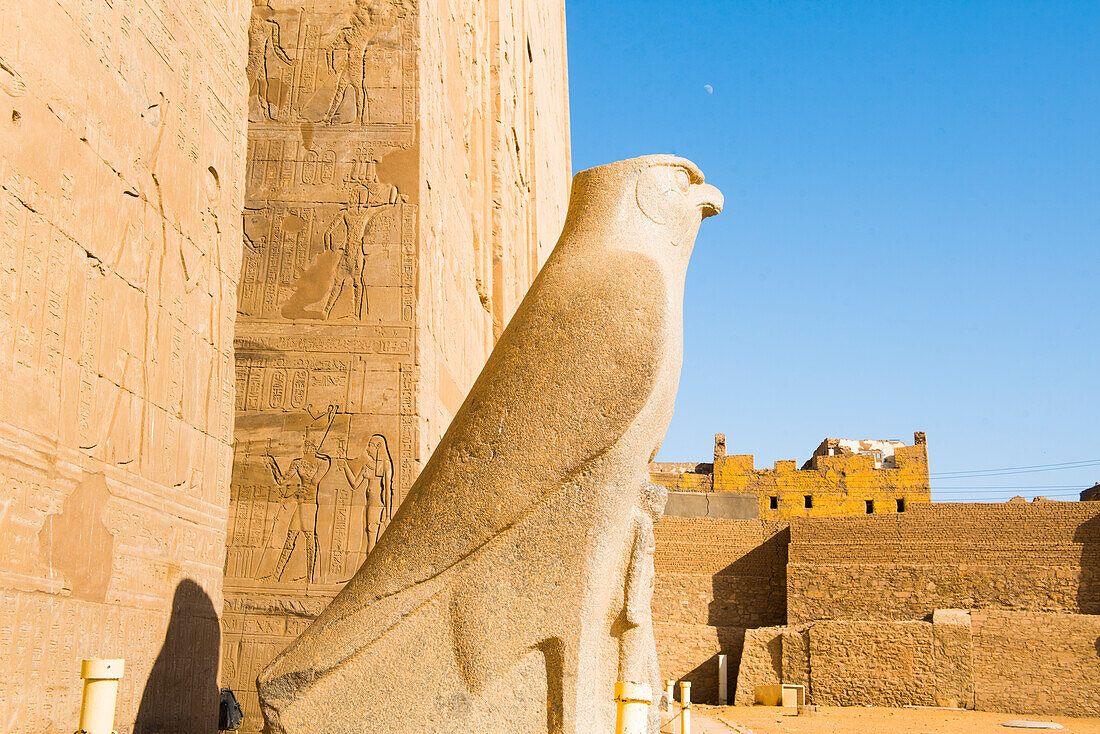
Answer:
261, 247, 667, 687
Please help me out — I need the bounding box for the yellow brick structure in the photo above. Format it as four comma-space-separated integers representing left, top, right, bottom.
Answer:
651, 431, 930, 518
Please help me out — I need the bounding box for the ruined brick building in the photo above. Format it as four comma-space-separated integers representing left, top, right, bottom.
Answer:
652, 431, 930, 519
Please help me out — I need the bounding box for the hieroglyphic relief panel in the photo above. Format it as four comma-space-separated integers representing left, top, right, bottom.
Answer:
246, 0, 413, 127
0, 0, 249, 730
238, 178, 409, 322
223, 2, 419, 730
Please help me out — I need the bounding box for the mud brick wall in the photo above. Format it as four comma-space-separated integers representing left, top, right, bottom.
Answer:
653, 518, 788, 703
788, 502, 1100, 624
0, 1, 250, 732
807, 620, 937, 707
653, 624, 744, 707
972, 610, 1100, 716
650, 462, 713, 493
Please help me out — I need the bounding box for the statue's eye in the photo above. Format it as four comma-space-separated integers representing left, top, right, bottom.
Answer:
674, 168, 691, 192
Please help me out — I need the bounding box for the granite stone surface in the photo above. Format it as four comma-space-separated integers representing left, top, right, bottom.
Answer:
257, 154, 722, 733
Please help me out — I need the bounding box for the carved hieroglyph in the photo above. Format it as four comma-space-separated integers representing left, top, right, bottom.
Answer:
257, 155, 723, 734
223, 2, 571, 731
223, 2, 418, 729
0, 1, 249, 732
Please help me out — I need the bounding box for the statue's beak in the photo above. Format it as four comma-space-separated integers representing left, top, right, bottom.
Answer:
695, 183, 723, 218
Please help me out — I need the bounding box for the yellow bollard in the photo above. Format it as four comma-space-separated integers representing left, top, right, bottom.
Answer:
661, 679, 676, 733
679, 680, 691, 734
78, 659, 124, 734
614, 681, 652, 734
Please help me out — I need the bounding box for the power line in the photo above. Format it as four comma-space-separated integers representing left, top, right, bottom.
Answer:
931, 458, 1100, 478
933, 489, 1085, 496
932, 484, 1090, 490
798, 477, 1094, 488
934, 498, 1083, 502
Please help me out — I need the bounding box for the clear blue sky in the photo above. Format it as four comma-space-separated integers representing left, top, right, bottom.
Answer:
565, 0, 1099, 501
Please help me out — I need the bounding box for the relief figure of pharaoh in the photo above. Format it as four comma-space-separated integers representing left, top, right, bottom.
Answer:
263, 438, 325, 583
320, 179, 398, 320
247, 0, 294, 121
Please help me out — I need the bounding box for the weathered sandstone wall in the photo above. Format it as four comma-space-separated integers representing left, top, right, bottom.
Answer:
417, 0, 570, 453
220, 2, 570, 730
732, 625, 784, 706
738, 610, 1100, 715
971, 609, 1100, 716
806, 620, 938, 707
0, 1, 250, 732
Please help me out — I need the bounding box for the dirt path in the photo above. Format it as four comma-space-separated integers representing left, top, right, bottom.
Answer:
686, 705, 1100, 734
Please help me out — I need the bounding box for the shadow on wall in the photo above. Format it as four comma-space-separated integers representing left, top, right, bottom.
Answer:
1076, 513, 1100, 616
706, 527, 789, 631
677, 628, 745, 705
675, 526, 790, 704
133, 579, 221, 734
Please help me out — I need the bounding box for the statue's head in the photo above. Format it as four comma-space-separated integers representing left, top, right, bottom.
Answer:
562, 155, 722, 270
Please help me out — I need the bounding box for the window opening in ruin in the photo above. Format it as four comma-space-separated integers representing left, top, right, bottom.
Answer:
897, 498, 905, 512
866, 499, 874, 514
804, 495, 812, 509
769, 495, 778, 510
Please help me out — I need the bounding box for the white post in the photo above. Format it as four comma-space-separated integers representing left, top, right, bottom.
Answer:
614, 681, 652, 734
679, 681, 691, 734
78, 659, 124, 734
717, 654, 727, 705
661, 679, 675, 733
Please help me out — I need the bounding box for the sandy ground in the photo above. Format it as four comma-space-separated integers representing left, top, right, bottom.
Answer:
684, 705, 1100, 734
